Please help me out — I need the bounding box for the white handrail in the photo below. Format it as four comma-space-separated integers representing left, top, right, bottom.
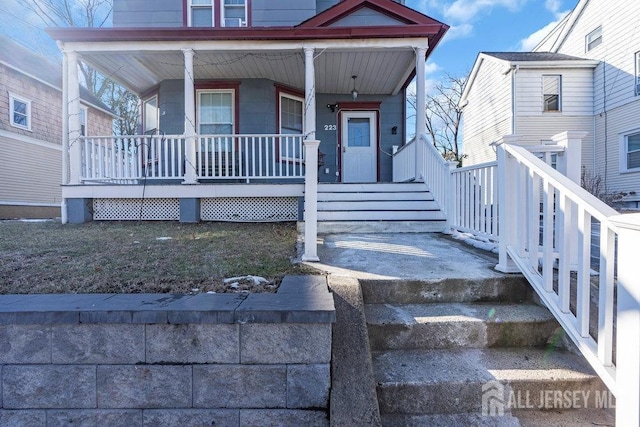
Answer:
498, 141, 620, 397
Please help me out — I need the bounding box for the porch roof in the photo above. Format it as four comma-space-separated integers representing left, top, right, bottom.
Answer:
47, 1, 447, 97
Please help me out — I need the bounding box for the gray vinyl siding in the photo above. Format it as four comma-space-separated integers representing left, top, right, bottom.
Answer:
154, 78, 402, 182
113, 0, 183, 27
252, 0, 316, 27
329, 8, 405, 27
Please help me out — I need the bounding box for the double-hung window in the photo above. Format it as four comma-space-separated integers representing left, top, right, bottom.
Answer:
542, 75, 561, 112
198, 89, 235, 151
222, 0, 247, 27
143, 96, 159, 135
586, 26, 602, 52
188, 0, 247, 27
279, 92, 304, 162
189, 0, 214, 27
621, 131, 640, 172
9, 93, 31, 130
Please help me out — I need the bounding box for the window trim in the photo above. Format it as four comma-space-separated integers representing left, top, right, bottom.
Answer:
585, 26, 603, 52
142, 95, 159, 135
79, 105, 88, 136
542, 74, 562, 113
221, 0, 248, 27
184, 0, 250, 27
196, 88, 237, 135
620, 128, 640, 173
9, 93, 31, 131
275, 85, 305, 163
635, 51, 640, 97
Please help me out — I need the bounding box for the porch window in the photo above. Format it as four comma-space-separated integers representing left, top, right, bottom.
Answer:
79, 106, 88, 136
621, 131, 640, 172
279, 93, 304, 162
222, 0, 247, 27
635, 51, 640, 96
9, 93, 31, 130
198, 89, 235, 151
143, 96, 159, 134
190, 0, 214, 27
542, 75, 561, 112
585, 26, 602, 52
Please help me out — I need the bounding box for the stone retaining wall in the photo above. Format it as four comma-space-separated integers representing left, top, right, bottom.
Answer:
0, 276, 335, 426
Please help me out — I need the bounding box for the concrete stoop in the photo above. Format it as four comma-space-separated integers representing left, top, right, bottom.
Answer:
362, 277, 615, 427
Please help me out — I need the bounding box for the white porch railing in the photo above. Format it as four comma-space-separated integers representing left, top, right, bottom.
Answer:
392, 139, 416, 182
79, 134, 305, 182
450, 162, 498, 240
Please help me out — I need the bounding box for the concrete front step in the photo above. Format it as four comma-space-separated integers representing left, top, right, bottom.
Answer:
365, 302, 559, 350
381, 413, 521, 427
361, 277, 532, 305
316, 220, 447, 234
373, 347, 608, 416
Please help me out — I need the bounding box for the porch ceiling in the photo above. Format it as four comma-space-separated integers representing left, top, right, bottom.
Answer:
80, 48, 417, 96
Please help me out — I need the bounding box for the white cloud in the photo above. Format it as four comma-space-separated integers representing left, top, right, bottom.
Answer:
442, 23, 474, 42
545, 0, 562, 14
425, 61, 441, 75
444, 0, 526, 23
517, 10, 569, 51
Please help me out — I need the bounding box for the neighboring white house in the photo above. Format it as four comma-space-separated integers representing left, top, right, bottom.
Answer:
461, 0, 640, 207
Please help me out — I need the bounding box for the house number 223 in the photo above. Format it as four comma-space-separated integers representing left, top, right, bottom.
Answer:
324, 124, 337, 131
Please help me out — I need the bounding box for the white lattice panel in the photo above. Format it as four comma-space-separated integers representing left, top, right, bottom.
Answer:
93, 198, 179, 221
201, 197, 298, 222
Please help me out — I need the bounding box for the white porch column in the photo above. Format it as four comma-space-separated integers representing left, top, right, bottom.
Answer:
304, 47, 316, 140
415, 47, 427, 181
60, 49, 69, 224
302, 46, 319, 262
609, 213, 640, 427
183, 48, 198, 184
67, 50, 82, 185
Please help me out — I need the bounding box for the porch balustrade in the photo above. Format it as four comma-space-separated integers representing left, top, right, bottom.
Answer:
79, 134, 305, 182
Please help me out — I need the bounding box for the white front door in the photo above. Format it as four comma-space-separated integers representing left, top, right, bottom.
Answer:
341, 111, 377, 183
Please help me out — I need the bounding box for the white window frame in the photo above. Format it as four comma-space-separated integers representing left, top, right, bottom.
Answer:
79, 106, 88, 136
143, 95, 159, 134
188, 0, 215, 27
585, 26, 603, 52
542, 75, 561, 112
635, 51, 640, 97
9, 93, 31, 131
620, 128, 640, 173
197, 89, 236, 152
221, 0, 247, 27
278, 92, 304, 162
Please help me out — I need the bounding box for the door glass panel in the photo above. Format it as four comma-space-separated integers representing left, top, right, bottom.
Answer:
348, 118, 370, 147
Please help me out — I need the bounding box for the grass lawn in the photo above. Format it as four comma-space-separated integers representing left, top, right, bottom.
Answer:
0, 220, 316, 294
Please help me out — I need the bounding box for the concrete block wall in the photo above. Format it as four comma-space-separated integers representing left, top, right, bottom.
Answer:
0, 276, 334, 426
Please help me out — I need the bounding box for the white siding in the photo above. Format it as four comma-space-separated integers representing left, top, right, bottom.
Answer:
552, 0, 640, 112
0, 135, 62, 206
462, 57, 512, 165
515, 68, 594, 116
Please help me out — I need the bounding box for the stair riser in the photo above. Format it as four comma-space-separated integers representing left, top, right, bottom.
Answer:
318, 200, 441, 211
318, 192, 434, 202
315, 221, 447, 234
361, 278, 533, 304
377, 378, 609, 415
367, 320, 560, 351
318, 183, 427, 192
317, 210, 446, 221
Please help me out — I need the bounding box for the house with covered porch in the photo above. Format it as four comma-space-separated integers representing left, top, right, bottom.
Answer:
48, 0, 449, 260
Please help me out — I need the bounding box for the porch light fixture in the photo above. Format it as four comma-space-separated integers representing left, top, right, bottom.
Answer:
350, 75, 358, 100
327, 103, 338, 112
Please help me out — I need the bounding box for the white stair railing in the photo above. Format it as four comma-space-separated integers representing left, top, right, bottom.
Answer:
496, 138, 639, 426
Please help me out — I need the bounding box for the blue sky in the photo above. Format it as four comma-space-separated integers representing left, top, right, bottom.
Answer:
0, 0, 577, 88
405, 0, 578, 86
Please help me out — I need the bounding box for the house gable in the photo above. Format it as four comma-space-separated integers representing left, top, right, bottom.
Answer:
328, 7, 407, 27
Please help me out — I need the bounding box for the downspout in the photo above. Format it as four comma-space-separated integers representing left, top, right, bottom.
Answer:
510, 65, 519, 134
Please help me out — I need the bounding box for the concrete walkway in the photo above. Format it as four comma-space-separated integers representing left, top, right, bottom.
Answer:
306, 233, 508, 427
314, 232, 502, 281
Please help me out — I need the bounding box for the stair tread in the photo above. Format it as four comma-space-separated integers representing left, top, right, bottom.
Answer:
381, 413, 521, 427
372, 348, 598, 385
365, 302, 556, 325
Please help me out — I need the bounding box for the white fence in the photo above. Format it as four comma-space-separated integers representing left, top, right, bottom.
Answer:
80, 134, 305, 182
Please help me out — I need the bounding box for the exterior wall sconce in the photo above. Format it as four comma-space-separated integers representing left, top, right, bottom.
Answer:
351, 75, 358, 100
327, 103, 338, 112
391, 126, 398, 135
